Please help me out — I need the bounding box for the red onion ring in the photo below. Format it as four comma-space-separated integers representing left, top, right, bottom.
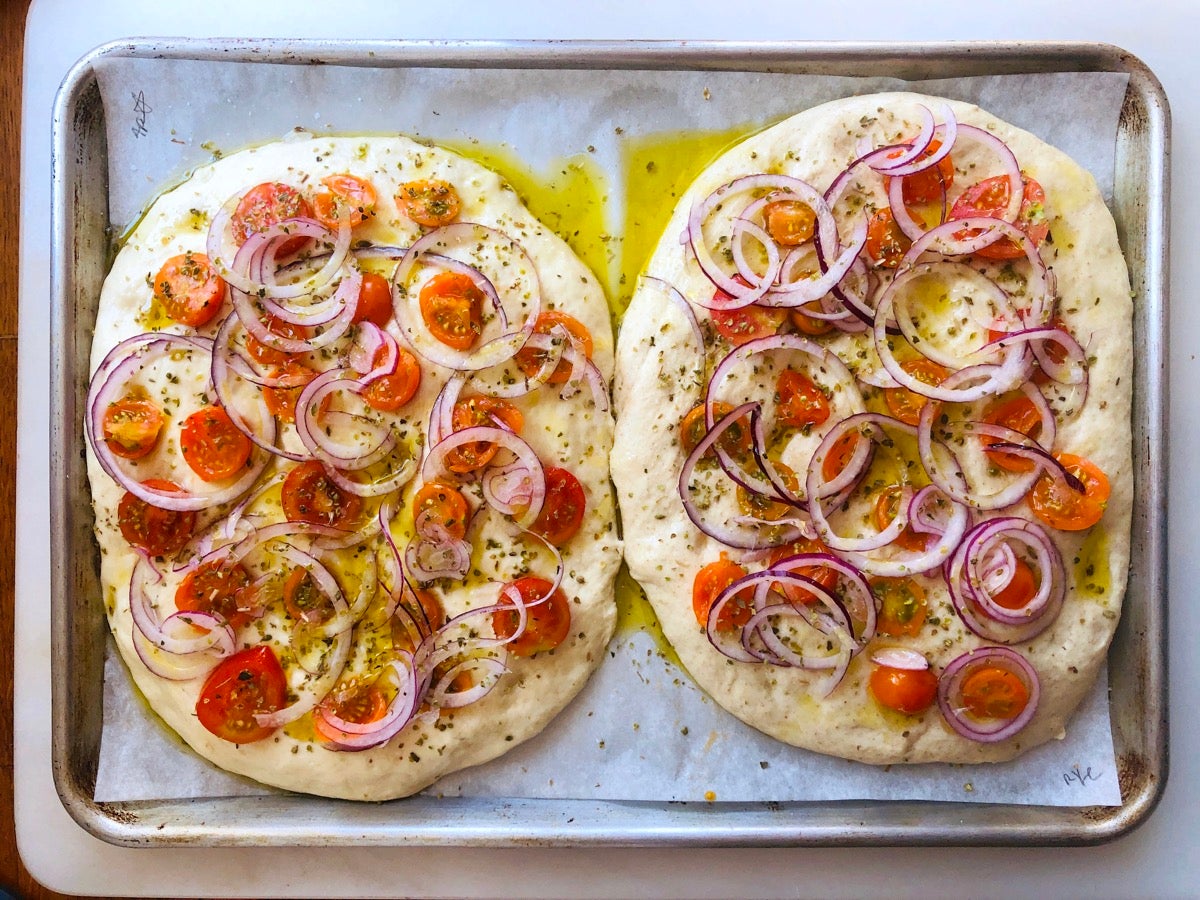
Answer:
937, 646, 1041, 742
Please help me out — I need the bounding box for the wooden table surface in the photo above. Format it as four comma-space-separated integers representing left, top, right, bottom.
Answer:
2, 0, 69, 896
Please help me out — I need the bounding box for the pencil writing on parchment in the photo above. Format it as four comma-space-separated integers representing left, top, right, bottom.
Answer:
131, 90, 151, 138
1062, 764, 1101, 787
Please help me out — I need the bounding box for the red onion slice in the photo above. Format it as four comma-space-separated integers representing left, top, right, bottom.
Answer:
871, 647, 930, 670
937, 646, 1041, 743
422, 425, 546, 528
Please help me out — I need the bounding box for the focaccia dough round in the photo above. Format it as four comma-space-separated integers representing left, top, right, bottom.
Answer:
612, 92, 1132, 764
89, 134, 621, 799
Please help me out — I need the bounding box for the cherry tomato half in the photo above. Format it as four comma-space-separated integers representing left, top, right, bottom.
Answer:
312, 173, 378, 229
531, 466, 587, 546
680, 401, 751, 459
153, 252, 226, 327
885, 138, 954, 206
883, 358, 948, 427
776, 368, 830, 429
231, 182, 313, 256
397, 179, 462, 228
179, 406, 252, 482
514, 310, 595, 383
102, 396, 165, 460
363, 346, 421, 412
872, 484, 929, 553
766, 537, 839, 607
866, 208, 915, 268
492, 576, 571, 656
446, 396, 524, 473
871, 575, 929, 637
960, 665, 1031, 720
869, 663, 938, 715
710, 301, 787, 347
117, 479, 196, 556
949, 175, 1049, 260
352, 272, 394, 327
419, 271, 484, 351
175, 559, 252, 630
763, 199, 816, 246
281, 460, 362, 529
413, 480, 471, 541
1028, 453, 1110, 531
195, 645, 287, 744
692, 556, 752, 631
981, 393, 1043, 473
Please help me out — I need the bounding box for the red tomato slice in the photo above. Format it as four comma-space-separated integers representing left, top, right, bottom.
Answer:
175, 559, 252, 630
992, 557, 1039, 610
531, 466, 587, 546
102, 396, 165, 459
885, 138, 954, 206
981, 393, 1044, 472
766, 537, 838, 607
152, 252, 226, 327
776, 369, 830, 429
117, 480, 196, 556
313, 683, 389, 742
949, 175, 1049, 260
263, 360, 320, 424
195, 645, 287, 744
352, 272, 394, 327
692, 556, 752, 631
446, 396, 524, 473
244, 316, 311, 367
419, 271, 484, 351
231, 182, 313, 255
492, 576, 571, 656
179, 406, 252, 482
869, 663, 938, 715
363, 346, 421, 412
679, 401, 751, 459
1028, 453, 1110, 531
710, 301, 787, 346
282, 565, 334, 624
312, 173, 377, 229
865, 208, 916, 268
397, 179, 462, 228
821, 431, 862, 482
413, 480, 470, 541
514, 310, 595, 383
281, 460, 362, 529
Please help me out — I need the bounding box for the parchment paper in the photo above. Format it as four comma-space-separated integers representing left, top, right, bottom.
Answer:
91, 54, 1128, 807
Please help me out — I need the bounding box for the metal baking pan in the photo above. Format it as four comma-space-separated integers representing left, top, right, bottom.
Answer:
49, 38, 1169, 847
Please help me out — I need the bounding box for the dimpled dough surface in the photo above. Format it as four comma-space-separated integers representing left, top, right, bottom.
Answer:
612, 92, 1132, 764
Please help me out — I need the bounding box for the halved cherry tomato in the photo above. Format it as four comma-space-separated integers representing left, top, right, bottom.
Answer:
1028, 453, 1110, 531
949, 175, 1049, 260
446, 396, 524, 473
789, 300, 834, 336
766, 537, 838, 607
102, 396, 165, 459
263, 360, 321, 424
179, 405, 252, 482
392, 588, 447, 652
419, 271, 484, 351
776, 369, 830, 429
885, 139, 954, 206
312, 173, 377, 229
231, 182, 313, 255
710, 301, 787, 347
313, 682, 389, 742
514, 310, 595, 383
736, 460, 799, 522
992, 557, 1039, 610
883, 358, 948, 426
981, 393, 1043, 472
397, 179, 461, 228
692, 556, 752, 631
871, 575, 928, 637
866, 207, 916, 268
960, 665, 1030, 720
869, 663, 938, 715
363, 346, 421, 412
175, 559, 252, 629
117, 479, 196, 556
531, 466, 587, 546
872, 484, 928, 553
196, 645, 287, 744
680, 401, 751, 458
244, 316, 311, 368
281, 460, 362, 529
492, 575, 571, 656
413, 480, 470, 541
821, 430, 862, 482
763, 199, 816, 246
282, 565, 333, 624
153, 252, 226, 327
352, 272, 394, 327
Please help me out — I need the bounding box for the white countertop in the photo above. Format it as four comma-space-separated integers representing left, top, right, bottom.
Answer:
16, 0, 1197, 896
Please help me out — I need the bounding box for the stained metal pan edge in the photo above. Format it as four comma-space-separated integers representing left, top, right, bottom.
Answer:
48, 38, 1169, 848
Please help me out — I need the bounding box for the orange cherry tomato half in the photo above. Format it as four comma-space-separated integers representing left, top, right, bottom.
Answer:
1028, 453, 1110, 531
866, 207, 916, 268
282, 565, 334, 624
313, 682, 389, 742
179, 405, 252, 482
766, 537, 838, 607
763, 199, 816, 246
352, 272, 394, 327
231, 182, 313, 255
885, 138, 954, 206
413, 480, 471, 541
949, 175, 1049, 260
195, 645, 287, 744
492, 575, 571, 656
244, 316, 311, 367
419, 271, 484, 351
680, 401, 752, 459
397, 179, 462, 228
514, 310, 595, 383
281, 460, 362, 529
710, 300, 787, 347
871, 575, 929, 637
789, 300, 835, 336
869, 663, 938, 715
872, 484, 928, 553
263, 360, 321, 424
736, 460, 799, 522
312, 173, 377, 229
692, 556, 752, 631
363, 346, 421, 412
102, 396, 165, 459
960, 665, 1031, 720
531, 466, 587, 546
883, 358, 948, 426
446, 396, 524, 473
153, 252, 226, 327
175, 559, 252, 630
117, 479, 196, 556
992, 556, 1039, 610
776, 369, 831, 429
821, 430, 863, 482
391, 588, 447, 652
981, 393, 1044, 472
